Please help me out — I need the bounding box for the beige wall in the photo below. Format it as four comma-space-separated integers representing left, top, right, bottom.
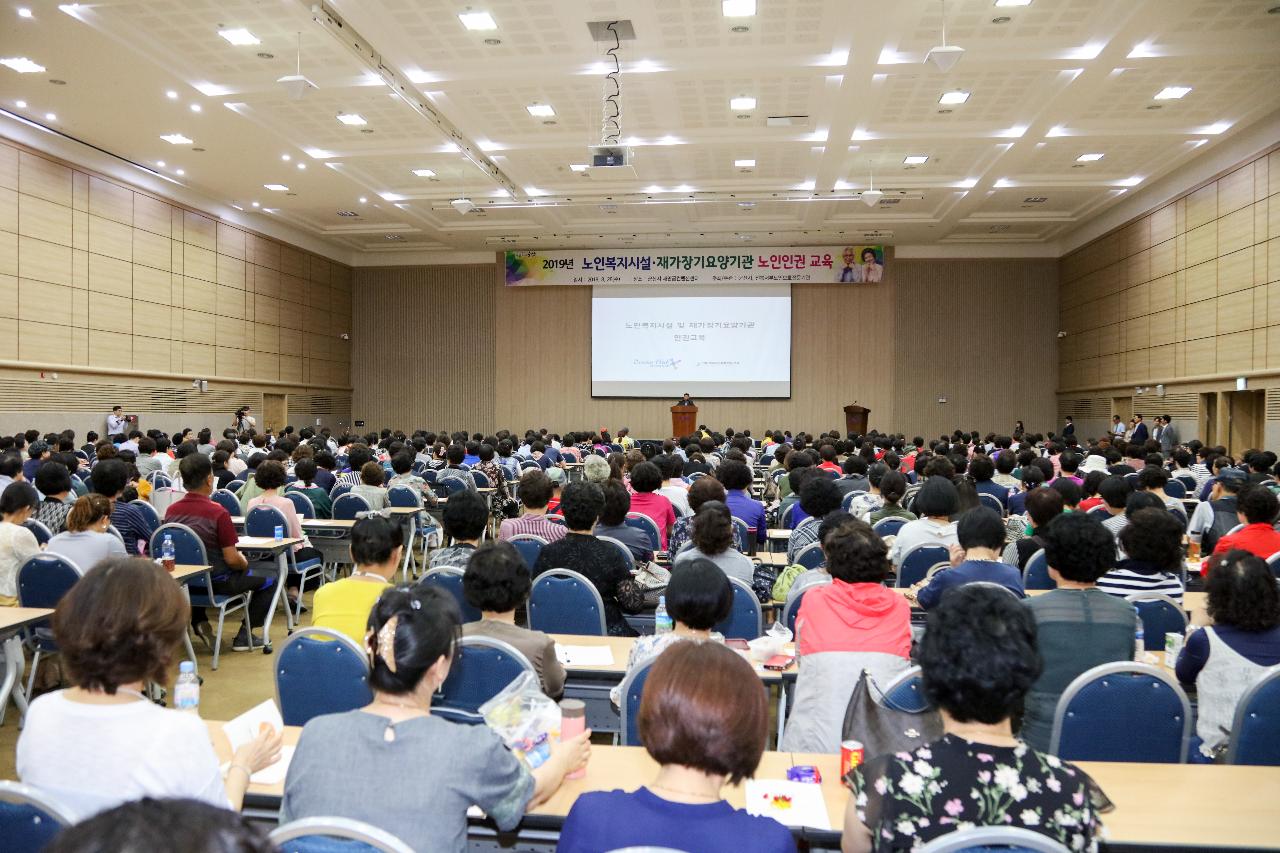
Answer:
0, 135, 353, 435
352, 257, 1059, 438
1057, 146, 1280, 448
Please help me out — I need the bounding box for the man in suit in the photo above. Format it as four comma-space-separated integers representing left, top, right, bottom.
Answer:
1062, 416, 1075, 437
1130, 414, 1149, 444
1157, 415, 1179, 454
675, 393, 695, 407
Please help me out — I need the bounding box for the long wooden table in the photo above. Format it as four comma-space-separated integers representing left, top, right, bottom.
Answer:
205, 719, 1280, 850
0, 607, 55, 722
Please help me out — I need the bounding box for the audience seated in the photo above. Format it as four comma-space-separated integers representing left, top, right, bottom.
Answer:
92, 459, 156, 556
532, 481, 643, 637
349, 460, 389, 511
462, 540, 566, 699
497, 469, 567, 544
282, 585, 589, 849
655, 453, 692, 516
1097, 507, 1186, 602
866, 470, 915, 524
560, 641, 795, 853
45, 494, 127, 571
34, 461, 74, 534
17, 556, 281, 818
248, 460, 324, 609
1176, 551, 1280, 761
668, 475, 727, 558
626, 461, 676, 549
719, 460, 767, 547
429, 490, 489, 570
841, 585, 1102, 852
593, 479, 656, 562
0, 481, 40, 606
1001, 486, 1063, 569
784, 518, 911, 753
45, 797, 275, 853
887, 477, 959, 566
313, 516, 401, 644
673, 500, 754, 583
1020, 512, 1137, 751
912, 507, 1024, 610
786, 476, 844, 561
1207, 485, 1280, 566
285, 456, 333, 518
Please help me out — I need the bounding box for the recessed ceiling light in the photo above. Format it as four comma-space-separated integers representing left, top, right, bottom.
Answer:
903, 155, 929, 165
44, 112, 55, 120
264, 184, 289, 191
526, 103, 555, 117
569, 164, 588, 172
166, 90, 178, 99
994, 0, 1032, 6
175, 168, 184, 175
161, 133, 193, 144
938, 91, 970, 105
0, 57, 46, 74
281, 154, 291, 161
251, 201, 260, 207
17, 7, 33, 18
189, 103, 201, 112
218, 28, 260, 46
730, 96, 756, 110
458, 11, 497, 30
14, 100, 25, 108
296, 163, 305, 170
734, 159, 756, 168
336, 113, 366, 125
1154, 86, 1191, 100
156, 160, 165, 167
1076, 153, 1104, 162
411, 169, 436, 177
722, 0, 756, 15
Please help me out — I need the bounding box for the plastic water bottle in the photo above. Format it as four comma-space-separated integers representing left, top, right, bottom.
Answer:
1133, 606, 1145, 661
273, 524, 284, 540
175, 660, 199, 713
161, 534, 176, 572
655, 595, 673, 635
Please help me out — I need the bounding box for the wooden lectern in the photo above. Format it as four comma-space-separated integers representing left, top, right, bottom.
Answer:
843, 404, 870, 437
671, 405, 698, 438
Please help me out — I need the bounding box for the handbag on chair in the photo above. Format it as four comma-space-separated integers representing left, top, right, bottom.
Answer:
840, 670, 944, 762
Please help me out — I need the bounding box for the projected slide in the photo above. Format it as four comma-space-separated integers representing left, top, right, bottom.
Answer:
591, 284, 791, 397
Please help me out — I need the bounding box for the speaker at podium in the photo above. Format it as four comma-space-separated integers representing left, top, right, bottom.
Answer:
671, 405, 698, 438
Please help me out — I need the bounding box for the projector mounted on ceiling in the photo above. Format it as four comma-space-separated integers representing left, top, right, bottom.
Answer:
585, 144, 638, 179
277, 74, 317, 100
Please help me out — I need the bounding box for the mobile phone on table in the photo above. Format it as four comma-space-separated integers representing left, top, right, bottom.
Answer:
763, 654, 795, 671
724, 638, 750, 651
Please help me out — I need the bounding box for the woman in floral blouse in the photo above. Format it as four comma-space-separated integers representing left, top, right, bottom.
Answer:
841, 584, 1102, 853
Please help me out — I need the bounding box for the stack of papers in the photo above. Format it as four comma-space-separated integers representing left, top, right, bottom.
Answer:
744, 780, 831, 830
221, 699, 292, 785
554, 644, 615, 666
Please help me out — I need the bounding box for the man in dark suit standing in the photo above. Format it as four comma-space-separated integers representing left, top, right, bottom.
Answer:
1062, 417, 1075, 437
1131, 414, 1149, 444
675, 393, 695, 407
1157, 416, 1179, 454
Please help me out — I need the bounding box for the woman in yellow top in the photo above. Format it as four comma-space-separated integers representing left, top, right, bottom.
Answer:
311, 516, 401, 644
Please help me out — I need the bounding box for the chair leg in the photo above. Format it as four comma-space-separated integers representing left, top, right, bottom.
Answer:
24, 650, 42, 701
212, 608, 226, 670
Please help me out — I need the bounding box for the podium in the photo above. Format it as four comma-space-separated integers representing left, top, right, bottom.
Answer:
671, 404, 698, 438
843, 404, 869, 437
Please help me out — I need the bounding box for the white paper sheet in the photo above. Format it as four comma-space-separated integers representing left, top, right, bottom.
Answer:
222, 698, 284, 751
554, 644, 615, 666
744, 779, 831, 830
222, 745, 295, 786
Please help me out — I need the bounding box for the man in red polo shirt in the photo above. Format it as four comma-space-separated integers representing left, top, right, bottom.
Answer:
1208, 484, 1280, 571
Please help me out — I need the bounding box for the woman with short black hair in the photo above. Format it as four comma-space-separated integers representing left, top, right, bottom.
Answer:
841, 585, 1102, 853
0, 481, 41, 605
1176, 550, 1280, 761
886, 476, 959, 566
673, 500, 753, 583
1098, 507, 1186, 602
562, 641, 796, 853
283, 585, 589, 850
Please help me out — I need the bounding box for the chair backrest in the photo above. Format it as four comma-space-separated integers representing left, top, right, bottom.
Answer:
1163, 479, 1186, 499
435, 636, 535, 722
729, 516, 751, 552
794, 541, 825, 570
1022, 549, 1056, 590
715, 576, 764, 640
1126, 593, 1188, 650
618, 657, 656, 747
1228, 666, 1280, 765
529, 568, 608, 635
507, 534, 548, 570
18, 553, 84, 609
22, 519, 52, 546
333, 492, 372, 520
246, 503, 289, 538
597, 535, 636, 568
386, 485, 421, 509
624, 513, 661, 550
439, 476, 468, 496
1086, 505, 1110, 520
1050, 662, 1190, 763
270, 816, 415, 853
210, 489, 242, 517
0, 781, 76, 853
146, 470, 172, 488
840, 490, 866, 512
283, 489, 317, 519
1266, 551, 1280, 576
470, 470, 492, 489
879, 665, 932, 713
872, 516, 907, 538
149, 522, 210, 567
275, 628, 373, 727
916, 825, 1071, 853
779, 502, 796, 528
977, 492, 1005, 515
420, 568, 482, 623
782, 575, 831, 638
897, 544, 950, 587
129, 498, 161, 528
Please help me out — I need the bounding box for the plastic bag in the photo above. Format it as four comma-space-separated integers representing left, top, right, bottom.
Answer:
747, 620, 793, 662
478, 671, 560, 769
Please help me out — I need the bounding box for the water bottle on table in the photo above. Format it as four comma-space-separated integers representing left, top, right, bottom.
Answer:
1133, 605, 1145, 662
655, 595, 673, 635
175, 660, 199, 712
161, 534, 175, 573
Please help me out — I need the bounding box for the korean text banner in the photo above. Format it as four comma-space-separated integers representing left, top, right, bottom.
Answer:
505, 245, 885, 286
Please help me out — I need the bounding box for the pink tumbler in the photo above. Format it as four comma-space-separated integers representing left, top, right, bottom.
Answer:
560, 698, 587, 780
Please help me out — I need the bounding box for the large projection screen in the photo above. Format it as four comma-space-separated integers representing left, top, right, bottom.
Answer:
591, 283, 791, 398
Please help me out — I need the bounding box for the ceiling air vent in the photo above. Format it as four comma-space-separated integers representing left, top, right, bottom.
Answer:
336, 210, 359, 217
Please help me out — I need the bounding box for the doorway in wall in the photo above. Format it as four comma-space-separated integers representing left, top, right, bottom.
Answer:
263, 394, 287, 434
1225, 390, 1265, 456
1110, 396, 1131, 439
1200, 393, 1218, 447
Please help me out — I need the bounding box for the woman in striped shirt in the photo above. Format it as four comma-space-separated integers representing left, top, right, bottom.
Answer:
1096, 507, 1185, 603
